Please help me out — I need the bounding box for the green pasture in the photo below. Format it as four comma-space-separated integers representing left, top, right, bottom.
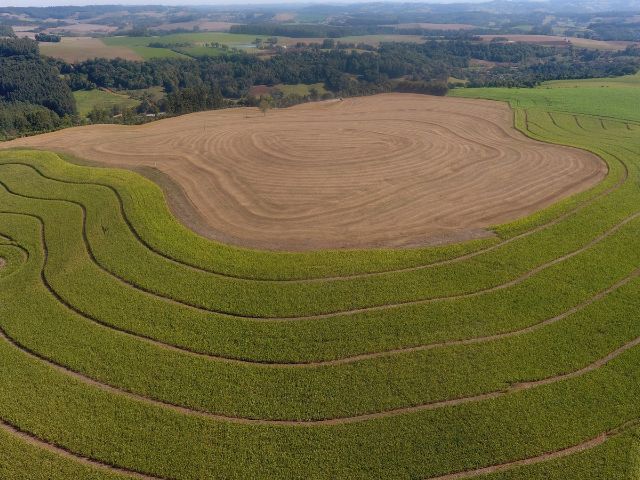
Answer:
1, 74, 640, 477
543, 71, 640, 88
102, 32, 426, 60
73, 89, 140, 117
175, 45, 227, 57
451, 76, 640, 123
276, 83, 328, 96
334, 34, 426, 45
103, 33, 266, 59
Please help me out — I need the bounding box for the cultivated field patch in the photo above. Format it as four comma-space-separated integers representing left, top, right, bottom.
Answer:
3, 94, 605, 250
73, 89, 141, 117
39, 37, 142, 62
1, 74, 640, 479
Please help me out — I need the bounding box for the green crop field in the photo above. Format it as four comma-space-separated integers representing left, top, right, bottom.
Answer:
1, 74, 640, 478
543, 71, 640, 88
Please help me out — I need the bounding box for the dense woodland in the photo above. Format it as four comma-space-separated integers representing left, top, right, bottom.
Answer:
1, 30, 640, 140
0, 36, 75, 139
63, 40, 639, 95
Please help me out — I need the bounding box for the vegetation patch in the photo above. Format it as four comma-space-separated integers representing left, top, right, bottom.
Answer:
73, 89, 140, 118
1, 48, 640, 478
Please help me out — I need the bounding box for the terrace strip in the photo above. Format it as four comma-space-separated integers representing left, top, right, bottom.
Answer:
3, 202, 637, 424
0, 150, 625, 283
0, 185, 640, 330
10, 185, 640, 322
0, 420, 162, 480
1, 231, 640, 426
0, 357, 638, 480
1, 172, 637, 323
426, 420, 640, 480
0, 412, 635, 480
5, 205, 640, 369
0, 96, 638, 478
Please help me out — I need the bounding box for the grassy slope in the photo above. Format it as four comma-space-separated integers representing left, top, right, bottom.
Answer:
103, 32, 427, 59
544, 71, 640, 88
1, 76, 640, 477
276, 83, 328, 96
103, 33, 266, 59
73, 89, 140, 117
451, 77, 640, 123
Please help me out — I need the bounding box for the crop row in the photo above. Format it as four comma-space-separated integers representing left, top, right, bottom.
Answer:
2, 203, 640, 421
1, 91, 639, 477
0, 153, 631, 319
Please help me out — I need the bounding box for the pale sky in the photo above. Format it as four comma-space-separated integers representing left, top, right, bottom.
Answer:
1, 0, 488, 6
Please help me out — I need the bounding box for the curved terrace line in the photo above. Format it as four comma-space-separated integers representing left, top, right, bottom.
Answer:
0, 176, 637, 321
1, 96, 608, 252
0, 224, 638, 423
1, 304, 639, 425
0, 419, 163, 480
0, 143, 625, 283
2, 247, 640, 473
425, 419, 640, 480
4, 209, 639, 369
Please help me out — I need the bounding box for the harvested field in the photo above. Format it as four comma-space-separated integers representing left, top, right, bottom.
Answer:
273, 13, 296, 22
393, 22, 475, 30
2, 75, 640, 478
4, 94, 606, 250
39, 37, 142, 63
45, 23, 118, 34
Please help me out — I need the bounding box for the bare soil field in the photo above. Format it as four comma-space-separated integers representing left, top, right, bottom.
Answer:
39, 37, 142, 63
479, 34, 636, 51
3, 94, 606, 250
12, 27, 37, 39
45, 23, 118, 35
273, 13, 296, 22
393, 23, 475, 30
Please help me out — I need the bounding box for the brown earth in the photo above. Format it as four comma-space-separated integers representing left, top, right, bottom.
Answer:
45, 23, 118, 34
2, 94, 606, 251
273, 13, 296, 22
392, 23, 475, 30
39, 37, 142, 63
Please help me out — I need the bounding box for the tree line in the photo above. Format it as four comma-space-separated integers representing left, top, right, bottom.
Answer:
2, 34, 640, 140
0, 37, 75, 139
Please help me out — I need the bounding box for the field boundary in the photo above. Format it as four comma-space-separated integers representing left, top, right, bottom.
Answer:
6, 147, 621, 282
0, 419, 161, 480
0, 169, 637, 322
2, 297, 639, 425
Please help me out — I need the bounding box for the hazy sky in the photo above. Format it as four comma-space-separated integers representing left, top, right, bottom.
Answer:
1, 0, 487, 6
